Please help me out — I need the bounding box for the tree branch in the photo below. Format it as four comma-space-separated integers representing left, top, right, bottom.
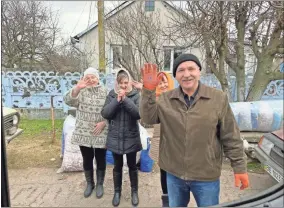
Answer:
249, 11, 268, 58
225, 54, 237, 73
277, 48, 284, 54
262, 18, 272, 47
272, 70, 284, 80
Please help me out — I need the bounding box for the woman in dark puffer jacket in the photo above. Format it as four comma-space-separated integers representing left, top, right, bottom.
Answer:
101, 68, 142, 207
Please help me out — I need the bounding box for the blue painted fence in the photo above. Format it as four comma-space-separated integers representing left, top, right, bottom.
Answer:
1, 70, 283, 113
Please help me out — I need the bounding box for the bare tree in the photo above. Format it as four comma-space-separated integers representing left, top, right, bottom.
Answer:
167, 1, 233, 100
41, 38, 82, 73
168, 1, 283, 101
1, 1, 61, 69
246, 2, 284, 101
225, 2, 254, 101
105, 2, 167, 80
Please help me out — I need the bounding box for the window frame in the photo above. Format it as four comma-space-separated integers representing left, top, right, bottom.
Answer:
110, 44, 132, 71
162, 47, 185, 73
145, 0, 155, 12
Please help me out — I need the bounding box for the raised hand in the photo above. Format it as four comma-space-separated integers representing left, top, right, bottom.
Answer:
141, 63, 164, 90
76, 78, 89, 90
72, 78, 89, 97
131, 80, 143, 90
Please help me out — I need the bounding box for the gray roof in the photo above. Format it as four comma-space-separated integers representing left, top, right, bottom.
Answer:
73, 1, 180, 40
73, 1, 134, 39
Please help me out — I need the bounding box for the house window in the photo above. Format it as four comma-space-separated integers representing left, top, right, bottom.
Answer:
111, 45, 132, 69
112, 46, 121, 68
145, 0, 155, 12
163, 49, 172, 72
174, 49, 183, 61
122, 45, 132, 63
163, 47, 184, 72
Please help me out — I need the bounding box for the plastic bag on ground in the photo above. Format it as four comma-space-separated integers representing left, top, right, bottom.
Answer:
58, 115, 96, 173
237, 102, 252, 131
61, 114, 76, 155
140, 138, 154, 172
106, 150, 114, 165
229, 100, 283, 132
256, 102, 274, 132
229, 103, 241, 126
139, 123, 149, 150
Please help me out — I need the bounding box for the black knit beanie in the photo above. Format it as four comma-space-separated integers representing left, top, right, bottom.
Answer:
173, 54, 202, 77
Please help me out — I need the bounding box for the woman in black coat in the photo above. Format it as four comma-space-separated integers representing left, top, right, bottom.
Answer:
101, 68, 142, 207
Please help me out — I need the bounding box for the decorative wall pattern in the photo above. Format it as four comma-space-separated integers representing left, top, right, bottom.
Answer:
1, 71, 283, 113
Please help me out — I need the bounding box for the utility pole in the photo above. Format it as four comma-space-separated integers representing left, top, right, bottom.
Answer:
98, 1, 105, 73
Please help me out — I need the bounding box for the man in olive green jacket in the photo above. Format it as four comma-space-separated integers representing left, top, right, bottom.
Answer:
140, 54, 249, 207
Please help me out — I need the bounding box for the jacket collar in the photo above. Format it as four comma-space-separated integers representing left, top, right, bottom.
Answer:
170, 82, 212, 101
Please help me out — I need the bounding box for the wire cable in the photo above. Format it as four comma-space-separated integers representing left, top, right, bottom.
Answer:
71, 1, 88, 36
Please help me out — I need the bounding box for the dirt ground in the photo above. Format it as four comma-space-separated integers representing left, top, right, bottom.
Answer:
8, 163, 277, 207
6, 126, 277, 207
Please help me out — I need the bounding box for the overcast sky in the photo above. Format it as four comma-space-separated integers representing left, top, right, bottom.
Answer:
45, 1, 123, 41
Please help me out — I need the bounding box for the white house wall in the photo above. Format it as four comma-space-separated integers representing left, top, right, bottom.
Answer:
77, 1, 260, 76
76, 1, 205, 74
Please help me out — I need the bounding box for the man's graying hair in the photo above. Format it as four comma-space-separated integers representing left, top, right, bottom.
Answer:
117, 71, 129, 83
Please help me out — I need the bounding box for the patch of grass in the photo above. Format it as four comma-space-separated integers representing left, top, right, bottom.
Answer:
19, 119, 64, 137
6, 119, 64, 169
223, 158, 265, 174
247, 161, 265, 174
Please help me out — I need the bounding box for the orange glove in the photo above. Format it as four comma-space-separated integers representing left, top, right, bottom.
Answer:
141, 63, 164, 90
234, 173, 249, 190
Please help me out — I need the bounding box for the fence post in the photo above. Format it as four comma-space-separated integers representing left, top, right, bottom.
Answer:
2, 75, 13, 107
51, 95, 56, 143
60, 77, 68, 113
